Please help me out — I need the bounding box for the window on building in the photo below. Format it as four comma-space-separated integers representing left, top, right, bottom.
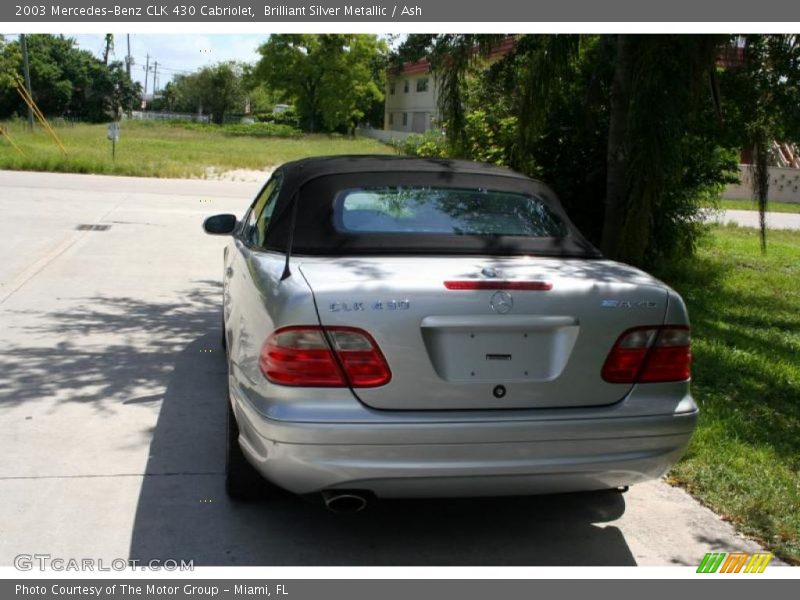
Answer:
403, 80, 409, 93
389, 82, 395, 95
388, 113, 394, 125
402, 113, 408, 127
416, 78, 429, 92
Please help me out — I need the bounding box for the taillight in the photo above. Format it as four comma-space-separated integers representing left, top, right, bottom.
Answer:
601, 326, 691, 383
327, 328, 392, 387
259, 326, 391, 388
260, 327, 344, 386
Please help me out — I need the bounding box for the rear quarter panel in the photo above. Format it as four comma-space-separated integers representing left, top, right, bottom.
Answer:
224, 241, 322, 397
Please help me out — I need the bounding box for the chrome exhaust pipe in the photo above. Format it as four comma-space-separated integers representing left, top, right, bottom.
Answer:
321, 491, 368, 514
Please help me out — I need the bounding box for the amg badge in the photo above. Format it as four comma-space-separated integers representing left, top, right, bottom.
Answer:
601, 299, 658, 308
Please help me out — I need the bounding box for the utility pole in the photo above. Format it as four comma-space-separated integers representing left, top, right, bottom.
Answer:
143, 53, 150, 109
152, 61, 159, 97
19, 34, 34, 131
126, 34, 132, 80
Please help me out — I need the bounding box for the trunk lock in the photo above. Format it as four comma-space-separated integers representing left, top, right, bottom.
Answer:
492, 385, 507, 398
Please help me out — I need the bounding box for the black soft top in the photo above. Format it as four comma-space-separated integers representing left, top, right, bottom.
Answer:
263, 155, 601, 258
278, 155, 535, 181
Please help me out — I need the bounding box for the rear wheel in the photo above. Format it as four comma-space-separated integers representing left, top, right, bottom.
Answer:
225, 399, 267, 501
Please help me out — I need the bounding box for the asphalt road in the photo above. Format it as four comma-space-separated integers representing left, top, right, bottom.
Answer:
712, 208, 800, 230
0, 170, 776, 567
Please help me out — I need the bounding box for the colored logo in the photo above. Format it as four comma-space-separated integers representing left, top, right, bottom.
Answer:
697, 552, 773, 573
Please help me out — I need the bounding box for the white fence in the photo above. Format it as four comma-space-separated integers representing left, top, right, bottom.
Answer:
128, 111, 210, 123
356, 126, 414, 144
725, 165, 800, 203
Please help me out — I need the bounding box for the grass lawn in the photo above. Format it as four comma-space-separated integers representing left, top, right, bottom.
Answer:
714, 198, 800, 214
657, 225, 800, 564
0, 120, 393, 178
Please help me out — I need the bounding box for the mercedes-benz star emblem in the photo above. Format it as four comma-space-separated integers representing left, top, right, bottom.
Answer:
490, 291, 513, 314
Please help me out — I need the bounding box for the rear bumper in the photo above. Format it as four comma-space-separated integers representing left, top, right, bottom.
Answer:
231, 381, 698, 498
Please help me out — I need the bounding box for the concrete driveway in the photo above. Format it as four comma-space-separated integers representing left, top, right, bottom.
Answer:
0, 170, 774, 566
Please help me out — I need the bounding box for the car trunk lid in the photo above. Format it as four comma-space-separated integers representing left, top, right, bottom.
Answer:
299, 257, 669, 410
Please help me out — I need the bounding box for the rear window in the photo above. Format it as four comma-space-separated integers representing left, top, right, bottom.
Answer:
335, 186, 568, 238
263, 171, 600, 258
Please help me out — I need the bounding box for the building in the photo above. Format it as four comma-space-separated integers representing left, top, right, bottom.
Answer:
383, 58, 438, 133
383, 37, 515, 134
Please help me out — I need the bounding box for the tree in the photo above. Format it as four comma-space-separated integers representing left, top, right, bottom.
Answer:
603, 35, 726, 262
240, 63, 280, 116
716, 35, 800, 252
389, 34, 436, 69
255, 34, 387, 133
198, 62, 245, 124
418, 34, 745, 267
0, 34, 140, 122
89, 60, 140, 120
170, 62, 246, 123
151, 80, 179, 112
103, 34, 114, 66
162, 74, 202, 113
0, 35, 21, 90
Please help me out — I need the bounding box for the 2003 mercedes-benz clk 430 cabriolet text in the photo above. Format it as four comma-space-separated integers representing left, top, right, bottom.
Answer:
203, 156, 697, 512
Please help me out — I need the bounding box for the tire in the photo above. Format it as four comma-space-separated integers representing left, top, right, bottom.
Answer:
225, 399, 267, 501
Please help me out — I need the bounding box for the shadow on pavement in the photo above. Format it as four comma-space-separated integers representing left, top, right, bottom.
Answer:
0, 282, 225, 410
128, 291, 636, 566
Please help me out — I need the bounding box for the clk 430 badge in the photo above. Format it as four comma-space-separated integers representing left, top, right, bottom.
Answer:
601, 299, 658, 308
329, 300, 410, 312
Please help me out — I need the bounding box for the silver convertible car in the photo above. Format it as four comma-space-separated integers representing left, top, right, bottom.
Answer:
203, 156, 697, 512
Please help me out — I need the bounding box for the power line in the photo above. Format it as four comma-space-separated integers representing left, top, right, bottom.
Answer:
157, 66, 193, 74
128, 55, 192, 74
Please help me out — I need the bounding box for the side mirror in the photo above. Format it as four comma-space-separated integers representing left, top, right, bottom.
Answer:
203, 214, 237, 235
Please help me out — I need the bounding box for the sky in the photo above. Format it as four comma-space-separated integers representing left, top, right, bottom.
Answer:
71, 34, 266, 92
13, 33, 400, 98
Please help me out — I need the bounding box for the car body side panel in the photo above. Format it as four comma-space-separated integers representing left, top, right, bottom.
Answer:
664, 286, 691, 325
223, 241, 322, 392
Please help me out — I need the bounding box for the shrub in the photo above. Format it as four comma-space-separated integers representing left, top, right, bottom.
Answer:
258, 107, 301, 129
394, 129, 449, 158
167, 121, 301, 138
